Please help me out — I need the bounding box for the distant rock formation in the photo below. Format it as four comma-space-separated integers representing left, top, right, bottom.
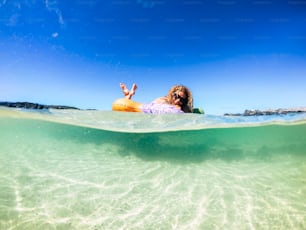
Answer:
224, 108, 306, 116
0, 102, 79, 110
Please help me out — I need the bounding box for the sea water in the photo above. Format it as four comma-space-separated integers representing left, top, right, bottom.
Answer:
0, 108, 305, 229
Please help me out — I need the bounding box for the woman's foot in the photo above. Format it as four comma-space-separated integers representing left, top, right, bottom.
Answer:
120, 83, 137, 99
120, 83, 130, 97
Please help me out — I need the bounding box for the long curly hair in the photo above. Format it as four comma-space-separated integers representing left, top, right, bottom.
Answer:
166, 85, 193, 113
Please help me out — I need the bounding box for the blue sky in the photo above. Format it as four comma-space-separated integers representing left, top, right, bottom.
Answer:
1, 0, 306, 114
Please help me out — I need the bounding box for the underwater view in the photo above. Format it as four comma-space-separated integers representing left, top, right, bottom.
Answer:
1, 1, 306, 229
0, 108, 305, 229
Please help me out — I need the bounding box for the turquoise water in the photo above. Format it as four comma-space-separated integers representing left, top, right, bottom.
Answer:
0, 108, 306, 229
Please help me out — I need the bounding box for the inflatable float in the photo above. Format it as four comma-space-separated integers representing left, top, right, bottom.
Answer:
112, 98, 142, 112
112, 98, 204, 114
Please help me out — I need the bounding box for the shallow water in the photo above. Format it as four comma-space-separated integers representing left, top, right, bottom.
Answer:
0, 109, 306, 229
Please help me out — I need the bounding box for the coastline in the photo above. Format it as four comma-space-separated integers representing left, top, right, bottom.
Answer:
1, 101, 306, 116
224, 108, 306, 116
0, 101, 80, 110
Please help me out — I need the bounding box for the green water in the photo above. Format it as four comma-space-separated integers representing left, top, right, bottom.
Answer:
0, 117, 306, 229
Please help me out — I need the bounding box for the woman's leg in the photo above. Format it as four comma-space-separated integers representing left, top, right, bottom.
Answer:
128, 84, 137, 99
120, 83, 130, 97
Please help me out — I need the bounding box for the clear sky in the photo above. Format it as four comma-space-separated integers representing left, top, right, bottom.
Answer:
1, 0, 306, 114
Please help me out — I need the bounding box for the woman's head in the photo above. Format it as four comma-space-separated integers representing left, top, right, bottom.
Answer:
167, 85, 193, 113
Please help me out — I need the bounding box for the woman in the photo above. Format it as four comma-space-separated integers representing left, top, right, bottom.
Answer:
114, 83, 193, 114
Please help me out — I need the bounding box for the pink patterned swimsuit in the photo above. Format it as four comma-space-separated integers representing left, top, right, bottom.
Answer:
141, 102, 183, 114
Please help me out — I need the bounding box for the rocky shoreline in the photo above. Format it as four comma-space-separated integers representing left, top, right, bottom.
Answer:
0, 101, 80, 110
1, 101, 306, 116
224, 108, 306, 116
